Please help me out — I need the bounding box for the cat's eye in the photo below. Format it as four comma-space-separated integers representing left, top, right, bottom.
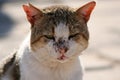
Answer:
69, 33, 79, 39
44, 35, 55, 41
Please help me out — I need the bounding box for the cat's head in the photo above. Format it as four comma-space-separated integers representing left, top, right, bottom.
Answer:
23, 1, 96, 63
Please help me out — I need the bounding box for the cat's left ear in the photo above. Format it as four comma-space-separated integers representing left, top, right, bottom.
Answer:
23, 3, 43, 25
76, 1, 96, 22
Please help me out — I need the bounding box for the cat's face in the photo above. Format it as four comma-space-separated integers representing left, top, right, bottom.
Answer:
23, 1, 96, 63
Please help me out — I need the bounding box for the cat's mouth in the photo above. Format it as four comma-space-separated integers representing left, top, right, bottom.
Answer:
56, 47, 69, 62
57, 54, 68, 61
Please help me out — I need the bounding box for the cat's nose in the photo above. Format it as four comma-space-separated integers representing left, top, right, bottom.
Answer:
54, 38, 69, 54
58, 47, 68, 54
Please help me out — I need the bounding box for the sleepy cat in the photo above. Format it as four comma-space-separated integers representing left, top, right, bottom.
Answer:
0, 1, 96, 80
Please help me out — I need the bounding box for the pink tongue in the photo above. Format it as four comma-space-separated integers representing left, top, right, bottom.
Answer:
58, 55, 66, 60
60, 54, 65, 59
58, 54, 66, 60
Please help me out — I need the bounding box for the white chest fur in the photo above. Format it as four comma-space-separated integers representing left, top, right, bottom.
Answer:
16, 35, 84, 80
19, 49, 83, 80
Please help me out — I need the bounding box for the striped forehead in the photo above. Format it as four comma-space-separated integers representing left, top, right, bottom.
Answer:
55, 23, 69, 40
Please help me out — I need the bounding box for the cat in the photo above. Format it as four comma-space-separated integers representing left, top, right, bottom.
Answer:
0, 1, 96, 80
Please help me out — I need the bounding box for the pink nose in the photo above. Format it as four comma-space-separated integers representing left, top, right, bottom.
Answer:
58, 48, 68, 54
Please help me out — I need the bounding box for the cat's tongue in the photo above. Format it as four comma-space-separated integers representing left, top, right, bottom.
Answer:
57, 54, 67, 60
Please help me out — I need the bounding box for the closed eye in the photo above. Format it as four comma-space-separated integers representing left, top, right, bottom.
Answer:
68, 33, 79, 39
44, 35, 55, 41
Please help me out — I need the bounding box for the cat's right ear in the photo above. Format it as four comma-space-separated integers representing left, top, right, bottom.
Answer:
23, 3, 43, 25
76, 1, 96, 23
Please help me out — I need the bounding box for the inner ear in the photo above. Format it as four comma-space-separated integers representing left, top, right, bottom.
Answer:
23, 3, 43, 25
76, 1, 96, 22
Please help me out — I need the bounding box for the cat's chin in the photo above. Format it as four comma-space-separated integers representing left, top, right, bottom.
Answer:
57, 59, 69, 63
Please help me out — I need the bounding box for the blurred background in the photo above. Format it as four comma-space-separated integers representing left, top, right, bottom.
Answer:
0, 0, 120, 80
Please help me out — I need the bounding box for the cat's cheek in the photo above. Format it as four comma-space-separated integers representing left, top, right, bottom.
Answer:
67, 36, 88, 58
46, 41, 59, 58
73, 35, 88, 50
74, 36, 88, 56
65, 41, 78, 57
78, 36, 88, 49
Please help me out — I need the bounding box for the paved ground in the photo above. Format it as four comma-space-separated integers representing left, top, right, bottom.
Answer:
0, 0, 120, 80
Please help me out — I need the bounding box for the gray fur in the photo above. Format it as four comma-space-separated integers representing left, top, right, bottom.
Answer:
31, 5, 89, 44
0, 52, 20, 80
